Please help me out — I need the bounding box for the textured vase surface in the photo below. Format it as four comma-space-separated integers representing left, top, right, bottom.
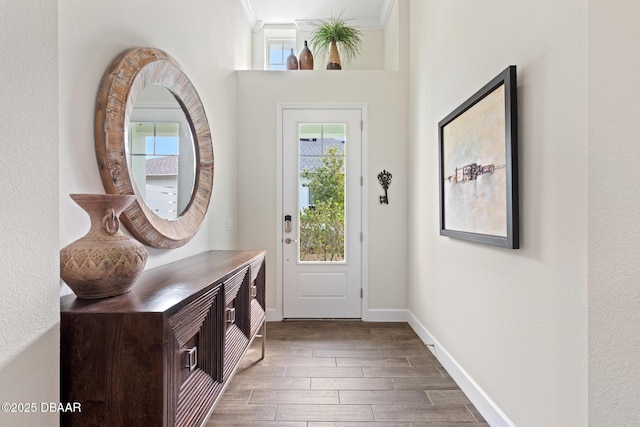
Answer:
60, 194, 148, 299
286, 49, 299, 70
299, 41, 314, 70
327, 38, 342, 70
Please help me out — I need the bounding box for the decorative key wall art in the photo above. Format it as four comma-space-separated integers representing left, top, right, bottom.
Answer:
378, 170, 392, 204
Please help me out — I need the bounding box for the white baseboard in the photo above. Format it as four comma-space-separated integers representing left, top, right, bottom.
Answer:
406, 311, 516, 427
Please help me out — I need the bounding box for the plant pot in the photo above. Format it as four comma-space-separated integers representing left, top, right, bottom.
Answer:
60, 194, 148, 299
327, 38, 342, 70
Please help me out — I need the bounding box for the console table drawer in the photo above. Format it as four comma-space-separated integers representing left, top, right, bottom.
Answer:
168, 286, 224, 426
249, 254, 266, 337
223, 265, 250, 380
224, 265, 249, 305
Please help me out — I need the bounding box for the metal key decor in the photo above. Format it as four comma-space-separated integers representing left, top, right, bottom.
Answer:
378, 170, 392, 204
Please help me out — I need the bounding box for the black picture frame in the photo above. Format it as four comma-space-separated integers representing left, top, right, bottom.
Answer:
438, 65, 519, 249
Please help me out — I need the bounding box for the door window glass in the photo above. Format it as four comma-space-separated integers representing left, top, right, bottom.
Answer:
298, 123, 346, 262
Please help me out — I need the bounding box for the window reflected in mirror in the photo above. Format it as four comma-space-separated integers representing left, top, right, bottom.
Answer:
128, 84, 196, 220
129, 122, 181, 218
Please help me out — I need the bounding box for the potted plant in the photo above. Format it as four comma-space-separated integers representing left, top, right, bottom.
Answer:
307, 14, 363, 70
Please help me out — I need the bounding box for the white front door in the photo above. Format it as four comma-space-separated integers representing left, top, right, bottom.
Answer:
282, 108, 362, 318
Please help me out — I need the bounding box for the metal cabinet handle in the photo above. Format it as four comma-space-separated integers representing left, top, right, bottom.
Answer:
227, 307, 236, 324
184, 347, 197, 372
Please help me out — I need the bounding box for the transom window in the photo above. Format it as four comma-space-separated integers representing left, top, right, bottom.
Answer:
267, 38, 296, 70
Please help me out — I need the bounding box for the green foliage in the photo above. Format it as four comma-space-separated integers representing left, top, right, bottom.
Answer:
299, 147, 345, 261
299, 201, 344, 261
307, 14, 363, 64
301, 147, 345, 205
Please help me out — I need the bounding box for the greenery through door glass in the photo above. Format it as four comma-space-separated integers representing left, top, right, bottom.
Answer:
299, 144, 345, 262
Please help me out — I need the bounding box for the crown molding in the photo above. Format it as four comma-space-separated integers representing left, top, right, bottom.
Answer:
244, 0, 394, 32
380, 0, 395, 28
240, 0, 264, 32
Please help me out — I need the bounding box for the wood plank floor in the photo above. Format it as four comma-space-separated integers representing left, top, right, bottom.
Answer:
207, 321, 489, 427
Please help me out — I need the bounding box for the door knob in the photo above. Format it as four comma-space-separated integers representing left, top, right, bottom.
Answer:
284, 238, 297, 244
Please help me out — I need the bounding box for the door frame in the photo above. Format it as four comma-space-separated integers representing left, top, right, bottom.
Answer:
275, 103, 369, 321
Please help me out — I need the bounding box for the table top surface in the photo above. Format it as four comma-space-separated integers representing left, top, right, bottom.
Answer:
60, 250, 265, 314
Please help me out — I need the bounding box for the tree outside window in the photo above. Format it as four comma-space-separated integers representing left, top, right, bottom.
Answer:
299, 146, 345, 261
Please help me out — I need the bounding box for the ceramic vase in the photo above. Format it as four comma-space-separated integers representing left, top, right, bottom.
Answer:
299, 41, 314, 70
326, 37, 342, 70
60, 194, 148, 299
286, 49, 298, 70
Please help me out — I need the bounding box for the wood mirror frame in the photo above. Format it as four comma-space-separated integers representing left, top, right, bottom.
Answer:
95, 47, 213, 249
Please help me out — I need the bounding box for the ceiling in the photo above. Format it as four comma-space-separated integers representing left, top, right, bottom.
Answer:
241, 0, 395, 31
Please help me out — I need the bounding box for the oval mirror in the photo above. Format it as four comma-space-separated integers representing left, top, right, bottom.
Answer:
95, 47, 213, 249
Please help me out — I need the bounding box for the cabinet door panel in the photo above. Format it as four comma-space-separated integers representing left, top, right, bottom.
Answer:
169, 285, 225, 426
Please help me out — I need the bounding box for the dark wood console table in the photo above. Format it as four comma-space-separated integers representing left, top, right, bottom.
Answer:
60, 250, 266, 426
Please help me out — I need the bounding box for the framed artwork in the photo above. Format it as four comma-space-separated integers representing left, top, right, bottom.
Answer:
438, 66, 519, 249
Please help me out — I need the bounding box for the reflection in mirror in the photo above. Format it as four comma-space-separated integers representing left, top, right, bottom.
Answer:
128, 85, 196, 219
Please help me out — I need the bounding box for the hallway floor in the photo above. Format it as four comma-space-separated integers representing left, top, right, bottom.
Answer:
208, 320, 488, 427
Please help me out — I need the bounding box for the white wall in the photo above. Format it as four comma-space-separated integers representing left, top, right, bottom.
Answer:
0, 1, 60, 425
236, 71, 408, 317
407, 1, 588, 426
59, 0, 251, 277
588, 1, 640, 425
